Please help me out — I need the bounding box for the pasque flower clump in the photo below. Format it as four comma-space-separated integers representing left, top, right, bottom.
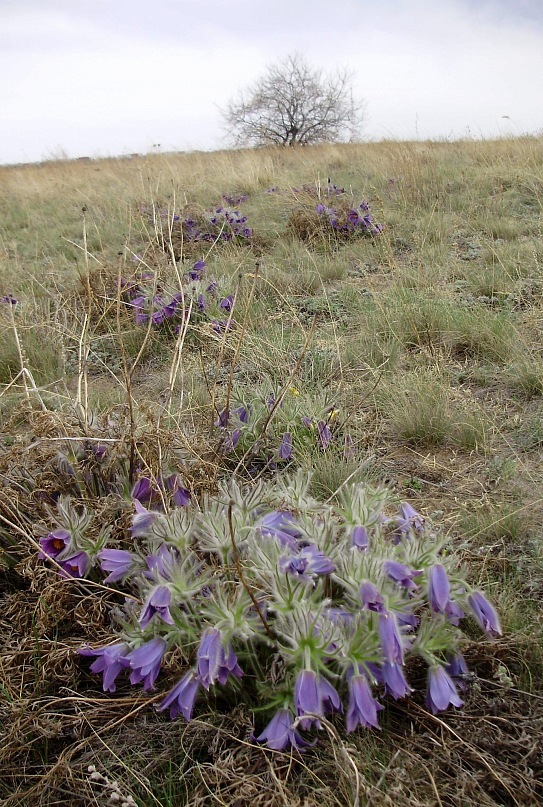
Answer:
66, 469, 502, 751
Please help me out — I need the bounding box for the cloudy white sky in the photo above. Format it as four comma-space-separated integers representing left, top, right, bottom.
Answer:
1, 0, 542, 165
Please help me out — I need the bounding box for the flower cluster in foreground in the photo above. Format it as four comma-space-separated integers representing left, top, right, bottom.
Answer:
45, 470, 503, 751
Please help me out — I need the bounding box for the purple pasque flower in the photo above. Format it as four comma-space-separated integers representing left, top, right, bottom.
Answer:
319, 676, 343, 714
378, 612, 404, 664
278, 432, 293, 460
381, 661, 413, 699
231, 405, 249, 424
165, 474, 191, 507
139, 585, 175, 629
254, 707, 312, 751
38, 528, 71, 560
158, 670, 200, 720
383, 560, 421, 592
131, 499, 157, 538
219, 295, 234, 312
196, 629, 243, 689
395, 502, 424, 536
126, 637, 167, 690
145, 544, 176, 581
317, 421, 332, 450
99, 548, 140, 583
351, 525, 368, 550
279, 544, 335, 581
293, 670, 323, 730
59, 550, 90, 578
0, 294, 17, 305
426, 665, 463, 714
224, 428, 241, 451
346, 674, 383, 731
131, 477, 154, 503
359, 581, 386, 613
468, 591, 502, 636
445, 652, 470, 690
428, 563, 451, 613
79, 641, 130, 692
256, 510, 301, 550
188, 260, 206, 280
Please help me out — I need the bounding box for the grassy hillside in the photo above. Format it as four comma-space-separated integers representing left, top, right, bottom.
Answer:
0, 137, 542, 805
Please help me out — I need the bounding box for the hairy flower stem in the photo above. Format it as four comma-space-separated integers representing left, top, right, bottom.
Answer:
227, 502, 275, 641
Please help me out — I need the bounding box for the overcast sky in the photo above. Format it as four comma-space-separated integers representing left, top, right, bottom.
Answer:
1, 0, 542, 165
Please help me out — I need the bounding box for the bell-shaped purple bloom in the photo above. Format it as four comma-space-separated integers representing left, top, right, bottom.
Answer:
254, 707, 312, 752
139, 585, 175, 628
319, 676, 343, 715
59, 550, 90, 578
39, 528, 71, 560
381, 661, 413, 699
131, 477, 154, 503
165, 474, 191, 507
378, 612, 404, 664
220, 295, 234, 312
231, 405, 249, 424
346, 674, 383, 731
317, 421, 332, 450
445, 599, 464, 626
395, 502, 424, 536
445, 652, 470, 690
145, 544, 176, 581
131, 499, 157, 538
351, 525, 368, 550
188, 260, 205, 280
279, 432, 293, 460
79, 641, 130, 692
158, 670, 200, 720
360, 581, 386, 613
384, 560, 421, 592
279, 544, 335, 580
468, 591, 502, 636
99, 548, 140, 583
196, 629, 243, 689
426, 666, 463, 714
257, 510, 301, 550
428, 564, 451, 613
294, 669, 324, 730
126, 637, 167, 690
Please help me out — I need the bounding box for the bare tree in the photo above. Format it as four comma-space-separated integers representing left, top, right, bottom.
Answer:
221, 54, 363, 148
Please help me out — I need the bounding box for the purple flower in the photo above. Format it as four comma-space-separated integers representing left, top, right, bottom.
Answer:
395, 502, 424, 536
131, 499, 157, 538
196, 629, 243, 689
188, 260, 205, 280
351, 525, 368, 550
346, 674, 383, 731
126, 637, 167, 691
256, 510, 301, 550
383, 560, 421, 592
426, 666, 463, 714
131, 477, 154, 503
165, 474, 191, 507
279, 432, 292, 460
158, 670, 200, 720
360, 581, 386, 613
99, 548, 140, 583
38, 528, 71, 560
468, 591, 502, 636
79, 641, 130, 692
139, 585, 175, 628
224, 428, 241, 451
445, 599, 464, 626
254, 707, 311, 751
317, 421, 332, 450
59, 550, 90, 578
279, 545, 335, 580
220, 295, 234, 312
0, 294, 17, 305
445, 652, 469, 689
145, 544, 176, 580
378, 613, 404, 664
428, 564, 451, 613
293, 670, 323, 729
381, 662, 413, 699
319, 676, 343, 715
231, 405, 249, 424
